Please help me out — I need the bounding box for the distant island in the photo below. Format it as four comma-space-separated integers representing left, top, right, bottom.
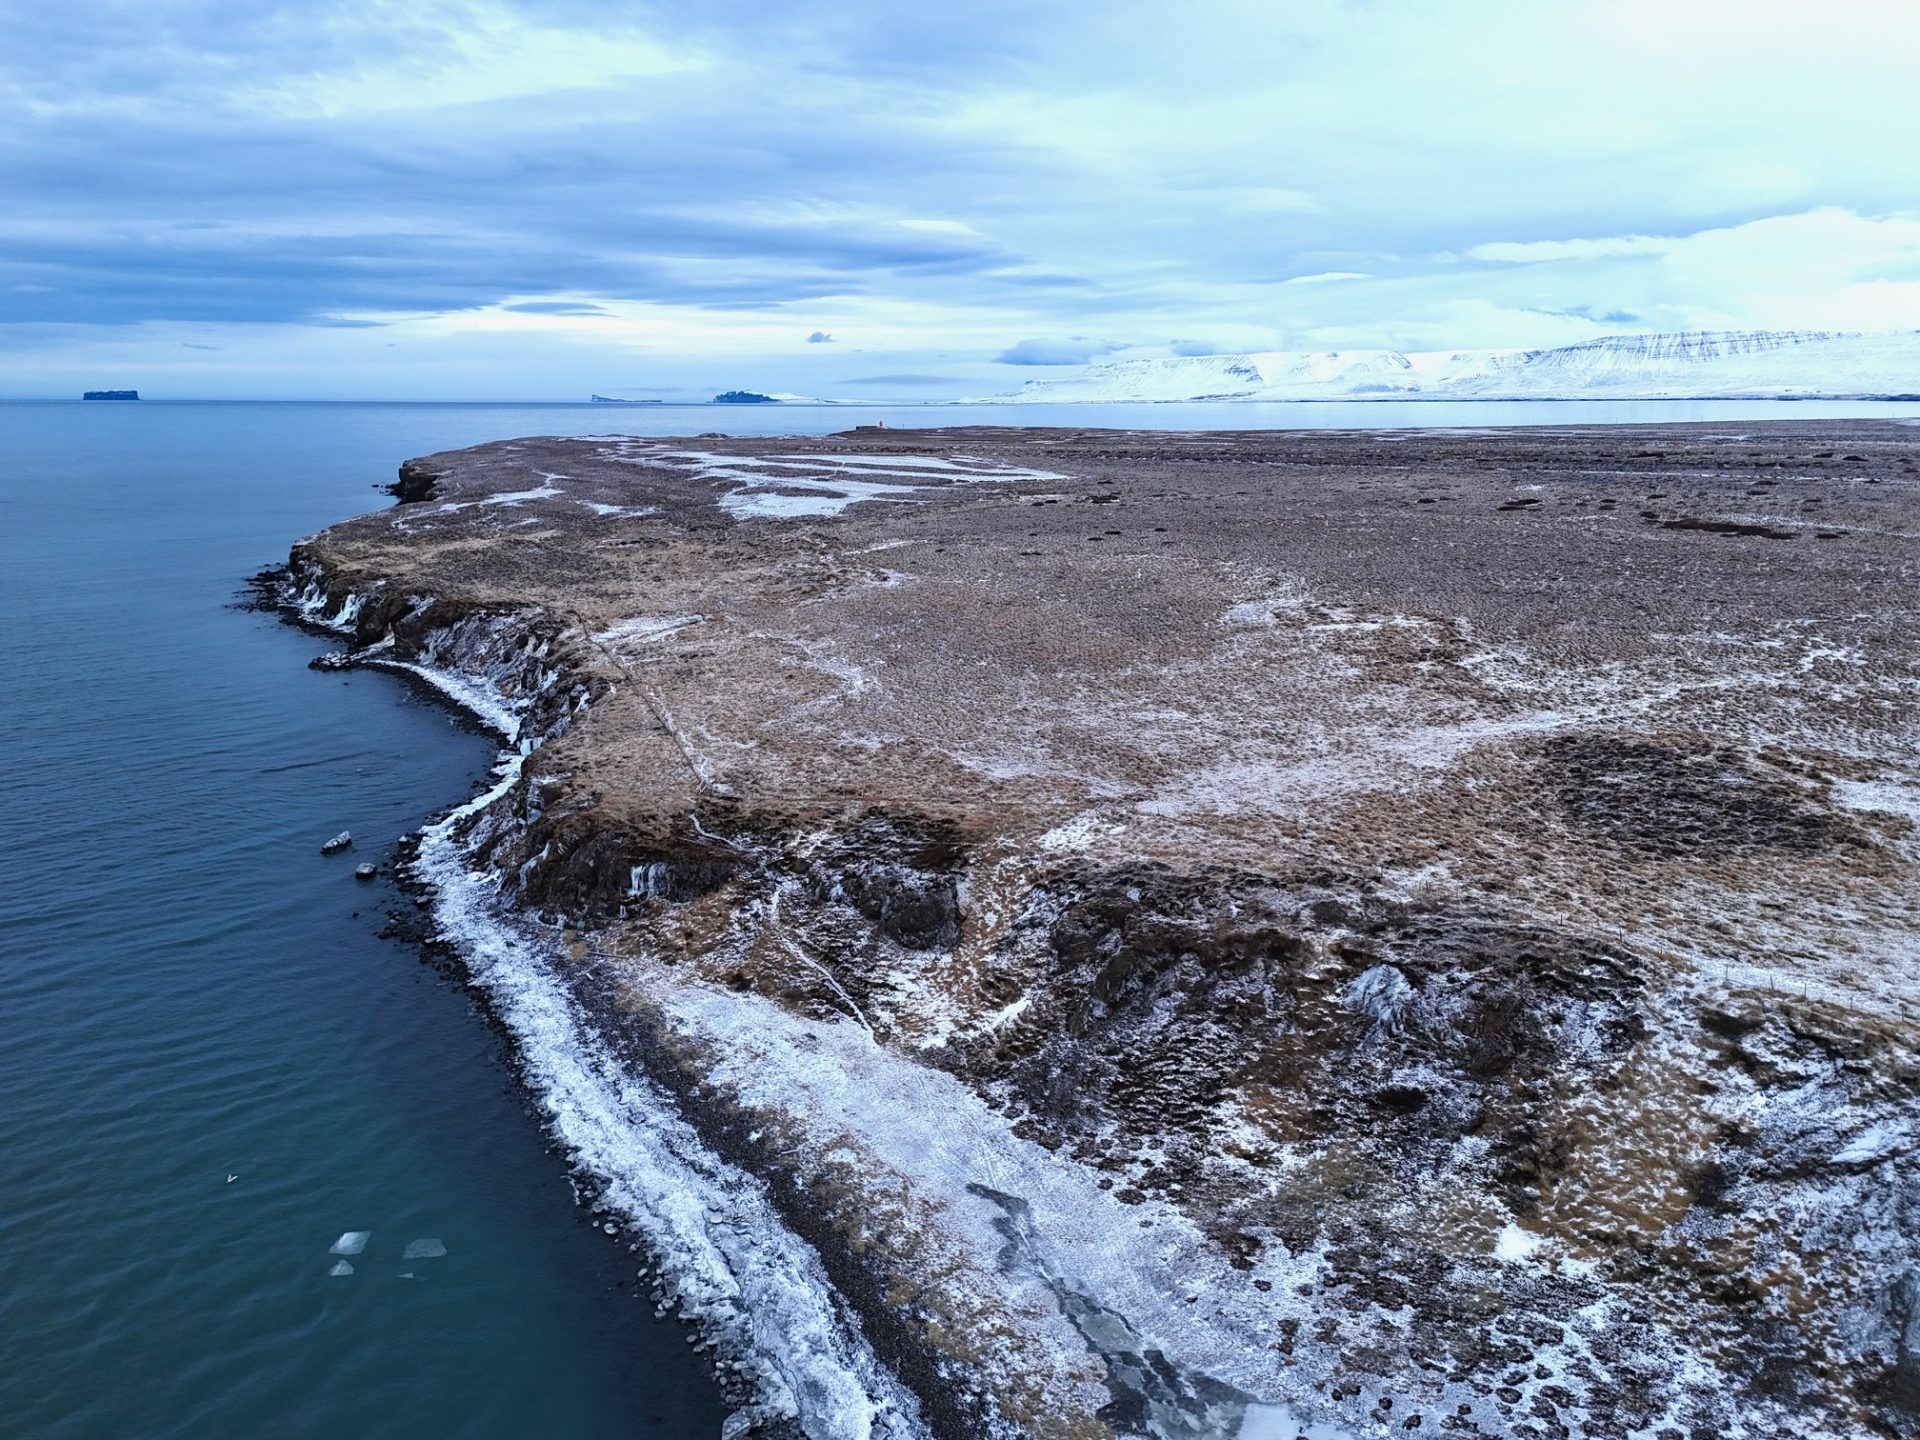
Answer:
589, 395, 662, 405
82, 390, 139, 401
712, 390, 778, 404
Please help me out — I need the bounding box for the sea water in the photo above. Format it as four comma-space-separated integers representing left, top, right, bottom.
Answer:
0, 403, 741, 1440
3, 396, 1917, 1438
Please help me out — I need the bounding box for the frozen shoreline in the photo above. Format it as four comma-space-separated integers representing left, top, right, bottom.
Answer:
274, 565, 1375, 1440
278, 568, 932, 1439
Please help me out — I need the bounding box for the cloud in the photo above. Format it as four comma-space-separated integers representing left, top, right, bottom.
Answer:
1467, 236, 1674, 265
807, 330, 833, 342
503, 300, 611, 315
996, 337, 1119, 366
5, 3, 1920, 395
838, 372, 964, 386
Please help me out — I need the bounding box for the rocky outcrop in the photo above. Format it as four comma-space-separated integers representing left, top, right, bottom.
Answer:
388, 458, 449, 502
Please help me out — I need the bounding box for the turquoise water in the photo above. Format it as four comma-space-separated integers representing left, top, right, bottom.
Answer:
5, 396, 1920, 1439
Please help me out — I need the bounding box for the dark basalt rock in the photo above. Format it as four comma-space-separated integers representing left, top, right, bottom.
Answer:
1883, 1270, 1920, 1416
814, 816, 969, 951
838, 861, 962, 951
1658, 516, 1798, 540
510, 815, 740, 917
388, 459, 448, 502
951, 868, 1647, 1207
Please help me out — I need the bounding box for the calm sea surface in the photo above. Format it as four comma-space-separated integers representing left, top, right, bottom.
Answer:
4, 396, 1918, 1438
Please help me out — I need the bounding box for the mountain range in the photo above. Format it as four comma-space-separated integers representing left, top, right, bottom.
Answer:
984, 328, 1920, 403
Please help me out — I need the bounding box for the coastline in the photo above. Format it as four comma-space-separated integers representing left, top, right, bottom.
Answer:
271, 562, 935, 1439
265, 550, 1347, 1440
265, 423, 1920, 1440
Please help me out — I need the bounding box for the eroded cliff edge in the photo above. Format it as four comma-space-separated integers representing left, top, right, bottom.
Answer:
280, 423, 1920, 1440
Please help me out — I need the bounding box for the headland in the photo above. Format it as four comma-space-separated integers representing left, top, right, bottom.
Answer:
275, 422, 1920, 1440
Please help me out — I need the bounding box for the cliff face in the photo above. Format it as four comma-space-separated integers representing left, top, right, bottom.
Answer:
282, 423, 1920, 1440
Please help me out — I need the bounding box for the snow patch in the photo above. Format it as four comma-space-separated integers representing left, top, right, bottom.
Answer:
1494, 1223, 1545, 1263
1037, 812, 1123, 852
371, 658, 523, 740
1833, 1122, 1907, 1167
596, 444, 1068, 521
593, 614, 702, 649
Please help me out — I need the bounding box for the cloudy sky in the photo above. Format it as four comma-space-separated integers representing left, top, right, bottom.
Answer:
3, 0, 1918, 398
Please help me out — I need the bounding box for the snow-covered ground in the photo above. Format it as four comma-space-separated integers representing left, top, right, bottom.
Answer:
985, 328, 1920, 403
600, 443, 1067, 519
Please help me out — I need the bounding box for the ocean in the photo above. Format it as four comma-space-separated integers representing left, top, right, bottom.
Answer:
4, 396, 1918, 1438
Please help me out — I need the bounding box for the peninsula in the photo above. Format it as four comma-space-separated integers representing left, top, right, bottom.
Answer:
278, 422, 1920, 1440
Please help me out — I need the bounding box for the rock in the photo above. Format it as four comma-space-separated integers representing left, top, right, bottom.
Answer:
354, 862, 377, 880
1887, 1268, 1920, 1414
321, 831, 352, 854
388, 458, 449, 503
309, 652, 353, 671
841, 862, 963, 950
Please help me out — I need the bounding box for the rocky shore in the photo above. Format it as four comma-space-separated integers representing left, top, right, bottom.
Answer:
274, 422, 1920, 1440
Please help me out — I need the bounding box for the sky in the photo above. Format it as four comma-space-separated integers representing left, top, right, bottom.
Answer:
3, 0, 1919, 399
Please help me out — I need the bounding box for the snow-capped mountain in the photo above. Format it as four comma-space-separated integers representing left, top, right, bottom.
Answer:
984, 329, 1920, 403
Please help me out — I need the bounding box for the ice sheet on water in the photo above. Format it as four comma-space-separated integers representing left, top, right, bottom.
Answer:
402, 1238, 448, 1259
329, 1231, 370, 1256
329, 1260, 354, 1277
